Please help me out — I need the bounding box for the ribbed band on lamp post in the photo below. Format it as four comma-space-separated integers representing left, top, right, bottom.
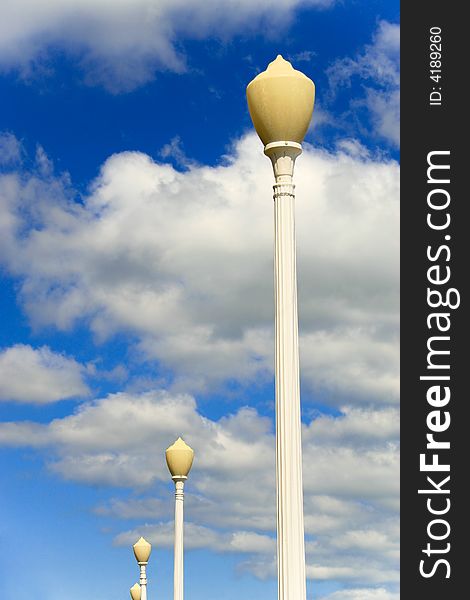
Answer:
133, 537, 152, 600
246, 55, 315, 600
166, 437, 194, 600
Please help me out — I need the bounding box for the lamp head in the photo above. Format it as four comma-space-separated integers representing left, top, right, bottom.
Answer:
165, 437, 194, 478
130, 583, 141, 600
133, 536, 152, 564
246, 55, 315, 146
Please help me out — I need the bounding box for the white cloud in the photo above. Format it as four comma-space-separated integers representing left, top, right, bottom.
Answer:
115, 522, 276, 554
326, 21, 400, 146
304, 407, 399, 447
365, 89, 400, 147
331, 529, 398, 556
328, 21, 399, 90
0, 389, 398, 588
0, 132, 22, 165
300, 329, 399, 404
308, 565, 398, 583
0, 344, 90, 403
319, 588, 399, 600
0, 0, 333, 91
0, 391, 274, 487
288, 50, 317, 63
0, 133, 399, 405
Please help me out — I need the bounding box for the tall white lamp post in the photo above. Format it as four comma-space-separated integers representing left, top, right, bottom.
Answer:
166, 437, 194, 600
130, 583, 141, 600
133, 537, 152, 600
246, 55, 315, 600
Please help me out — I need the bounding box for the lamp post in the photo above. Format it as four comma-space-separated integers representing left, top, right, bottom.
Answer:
166, 437, 194, 600
133, 537, 152, 600
246, 55, 315, 600
130, 583, 141, 600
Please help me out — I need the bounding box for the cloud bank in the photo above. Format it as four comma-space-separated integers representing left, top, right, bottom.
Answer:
0, 133, 399, 405
0, 130, 399, 592
0, 389, 399, 587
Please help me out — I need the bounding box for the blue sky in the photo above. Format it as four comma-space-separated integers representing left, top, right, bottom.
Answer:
0, 2, 399, 599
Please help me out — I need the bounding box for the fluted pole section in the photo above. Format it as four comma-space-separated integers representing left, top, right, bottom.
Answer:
173, 477, 186, 600
265, 141, 306, 600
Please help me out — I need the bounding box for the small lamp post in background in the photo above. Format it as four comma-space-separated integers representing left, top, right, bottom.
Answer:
133, 536, 152, 600
130, 583, 141, 600
166, 437, 194, 600
246, 55, 315, 600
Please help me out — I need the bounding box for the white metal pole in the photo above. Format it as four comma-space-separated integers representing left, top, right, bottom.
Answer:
265, 141, 306, 600
173, 476, 186, 600
138, 563, 148, 600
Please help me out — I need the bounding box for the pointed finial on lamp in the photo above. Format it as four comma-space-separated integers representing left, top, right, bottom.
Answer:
269, 54, 295, 71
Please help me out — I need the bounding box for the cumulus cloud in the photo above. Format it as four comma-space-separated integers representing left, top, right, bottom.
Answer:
0, 132, 399, 405
0, 0, 333, 92
0, 391, 274, 487
0, 344, 90, 403
0, 389, 398, 587
326, 21, 400, 146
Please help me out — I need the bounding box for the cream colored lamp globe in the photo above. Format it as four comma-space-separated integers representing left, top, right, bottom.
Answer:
165, 437, 194, 478
246, 54, 315, 146
130, 583, 141, 600
133, 536, 152, 564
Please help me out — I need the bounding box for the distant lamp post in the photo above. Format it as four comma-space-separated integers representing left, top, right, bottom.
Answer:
133, 536, 152, 600
246, 55, 315, 600
130, 583, 141, 600
166, 437, 194, 600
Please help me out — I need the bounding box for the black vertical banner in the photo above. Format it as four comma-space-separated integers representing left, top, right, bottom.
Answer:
401, 4, 465, 599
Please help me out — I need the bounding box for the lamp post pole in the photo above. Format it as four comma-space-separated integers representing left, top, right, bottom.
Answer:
172, 475, 186, 600
138, 561, 148, 600
166, 437, 194, 600
246, 55, 315, 600
133, 537, 152, 600
268, 140, 306, 600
